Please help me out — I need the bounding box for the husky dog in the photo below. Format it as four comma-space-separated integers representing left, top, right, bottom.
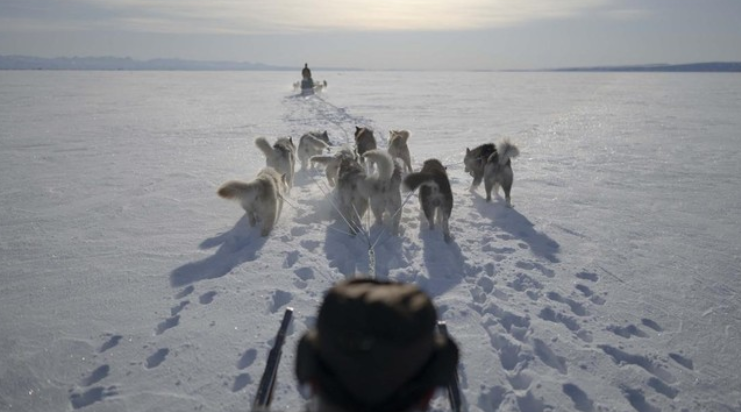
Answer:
403, 159, 454, 242
362, 149, 403, 235
297, 131, 331, 170
333, 149, 402, 236
354, 127, 377, 160
310, 147, 356, 187
483, 140, 520, 206
217, 167, 288, 236
255, 137, 296, 189
335, 156, 370, 235
463, 143, 497, 190
388, 130, 413, 173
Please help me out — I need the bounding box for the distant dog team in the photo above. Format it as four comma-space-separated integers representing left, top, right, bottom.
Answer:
219, 126, 520, 240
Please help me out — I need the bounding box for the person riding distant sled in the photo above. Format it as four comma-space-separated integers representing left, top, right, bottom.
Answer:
301, 63, 314, 90
296, 278, 460, 412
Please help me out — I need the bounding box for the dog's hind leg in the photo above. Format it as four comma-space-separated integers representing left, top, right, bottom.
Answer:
402, 153, 413, 173
484, 177, 494, 202
472, 172, 484, 189
422, 202, 436, 231
260, 208, 276, 237
442, 213, 452, 243
502, 168, 514, 207
370, 199, 384, 226
246, 209, 258, 227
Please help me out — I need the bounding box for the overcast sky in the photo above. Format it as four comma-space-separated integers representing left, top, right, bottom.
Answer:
1, 0, 740, 70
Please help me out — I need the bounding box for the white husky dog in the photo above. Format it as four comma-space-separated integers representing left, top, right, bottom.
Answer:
297, 131, 330, 171
388, 130, 413, 173
362, 149, 403, 235
217, 167, 288, 236
255, 137, 296, 189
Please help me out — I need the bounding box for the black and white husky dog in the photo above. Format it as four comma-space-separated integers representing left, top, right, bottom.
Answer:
403, 159, 454, 242
464, 140, 520, 206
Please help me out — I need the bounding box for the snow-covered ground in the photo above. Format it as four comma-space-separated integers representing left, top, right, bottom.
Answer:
1, 71, 740, 412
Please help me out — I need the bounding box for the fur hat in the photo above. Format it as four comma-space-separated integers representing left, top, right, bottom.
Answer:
296, 278, 459, 412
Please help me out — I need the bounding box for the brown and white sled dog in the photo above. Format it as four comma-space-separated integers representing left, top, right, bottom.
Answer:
388, 130, 413, 173
297, 131, 330, 171
310, 147, 356, 187
362, 149, 403, 235
255, 137, 296, 189
354, 126, 377, 160
217, 167, 288, 237
482, 140, 520, 206
403, 159, 454, 242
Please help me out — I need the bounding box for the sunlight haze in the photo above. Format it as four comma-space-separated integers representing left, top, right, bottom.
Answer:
1, 0, 740, 70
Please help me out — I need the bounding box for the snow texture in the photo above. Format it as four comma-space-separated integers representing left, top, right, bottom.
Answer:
1, 71, 740, 412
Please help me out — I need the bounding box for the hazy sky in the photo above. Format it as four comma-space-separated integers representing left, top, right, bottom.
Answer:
1, 0, 740, 70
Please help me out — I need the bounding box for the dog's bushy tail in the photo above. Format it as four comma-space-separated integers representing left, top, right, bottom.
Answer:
217, 180, 260, 202
403, 171, 434, 192
309, 155, 336, 166
255, 137, 273, 158
363, 149, 394, 181
302, 134, 330, 150
390, 129, 411, 143
496, 139, 520, 165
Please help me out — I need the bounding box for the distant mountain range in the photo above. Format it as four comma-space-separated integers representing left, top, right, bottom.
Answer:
1, 55, 740, 72
549, 62, 741, 72
0, 55, 294, 71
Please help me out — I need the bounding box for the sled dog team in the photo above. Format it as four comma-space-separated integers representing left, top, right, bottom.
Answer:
218, 127, 520, 240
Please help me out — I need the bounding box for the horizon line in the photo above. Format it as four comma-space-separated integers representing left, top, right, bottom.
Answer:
2, 55, 741, 73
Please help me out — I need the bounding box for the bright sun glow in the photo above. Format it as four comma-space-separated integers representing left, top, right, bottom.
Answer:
71, 0, 613, 35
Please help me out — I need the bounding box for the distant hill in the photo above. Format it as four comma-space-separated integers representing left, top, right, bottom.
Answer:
2, 55, 740, 72
0, 55, 294, 71
549, 62, 741, 72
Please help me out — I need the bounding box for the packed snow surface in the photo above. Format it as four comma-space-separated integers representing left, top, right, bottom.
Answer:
1, 71, 740, 412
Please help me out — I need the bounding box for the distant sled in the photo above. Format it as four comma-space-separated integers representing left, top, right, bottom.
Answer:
293, 78, 328, 96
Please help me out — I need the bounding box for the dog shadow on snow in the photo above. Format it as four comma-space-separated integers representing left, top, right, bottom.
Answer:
322, 220, 409, 278
417, 228, 467, 297
170, 215, 268, 287
473, 195, 560, 263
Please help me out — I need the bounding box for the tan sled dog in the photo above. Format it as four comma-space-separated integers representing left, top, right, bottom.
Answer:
217, 167, 288, 236
297, 131, 330, 171
388, 130, 413, 173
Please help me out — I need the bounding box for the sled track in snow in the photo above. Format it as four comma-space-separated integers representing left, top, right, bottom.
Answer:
282, 93, 388, 147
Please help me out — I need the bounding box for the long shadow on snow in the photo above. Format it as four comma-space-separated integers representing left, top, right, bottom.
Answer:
417, 227, 466, 297
323, 220, 407, 278
170, 215, 268, 287
473, 195, 560, 263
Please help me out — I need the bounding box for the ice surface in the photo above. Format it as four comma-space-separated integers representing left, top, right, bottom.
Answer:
1, 71, 740, 411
